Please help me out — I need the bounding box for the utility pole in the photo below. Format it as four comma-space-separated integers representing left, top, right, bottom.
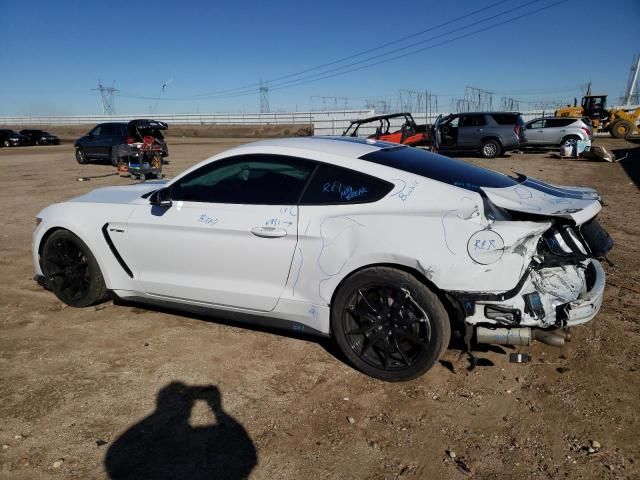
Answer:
92, 80, 118, 115
259, 80, 270, 113
624, 54, 640, 106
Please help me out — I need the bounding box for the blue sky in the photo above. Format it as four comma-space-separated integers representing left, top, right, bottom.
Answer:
0, 0, 638, 115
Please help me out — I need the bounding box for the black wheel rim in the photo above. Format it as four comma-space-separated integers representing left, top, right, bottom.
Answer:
44, 238, 90, 303
342, 285, 431, 371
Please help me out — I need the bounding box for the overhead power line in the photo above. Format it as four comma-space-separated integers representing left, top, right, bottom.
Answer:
117, 0, 524, 101
177, 0, 512, 100
119, 0, 566, 103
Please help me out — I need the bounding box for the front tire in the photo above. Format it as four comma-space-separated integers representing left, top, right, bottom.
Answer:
41, 230, 107, 307
610, 120, 634, 139
331, 267, 451, 382
480, 139, 501, 158
3, 140, 10, 148
75, 147, 88, 164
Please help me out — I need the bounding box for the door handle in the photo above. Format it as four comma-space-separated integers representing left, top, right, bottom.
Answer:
476, 128, 483, 132
250, 226, 287, 238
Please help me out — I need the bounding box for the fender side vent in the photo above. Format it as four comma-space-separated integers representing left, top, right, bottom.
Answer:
102, 224, 134, 278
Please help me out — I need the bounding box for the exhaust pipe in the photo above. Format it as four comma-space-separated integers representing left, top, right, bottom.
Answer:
532, 329, 565, 347
476, 327, 565, 347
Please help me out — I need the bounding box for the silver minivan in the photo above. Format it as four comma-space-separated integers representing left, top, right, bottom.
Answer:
525, 117, 593, 147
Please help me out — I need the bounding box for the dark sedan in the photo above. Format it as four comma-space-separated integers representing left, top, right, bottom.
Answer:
20, 129, 60, 145
0, 129, 30, 147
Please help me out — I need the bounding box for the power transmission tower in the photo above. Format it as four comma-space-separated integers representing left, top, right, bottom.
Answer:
259, 80, 270, 113
501, 96, 521, 111
310, 96, 349, 111
624, 54, 640, 106
396, 89, 425, 113
463, 86, 493, 111
451, 98, 470, 113
92, 80, 118, 115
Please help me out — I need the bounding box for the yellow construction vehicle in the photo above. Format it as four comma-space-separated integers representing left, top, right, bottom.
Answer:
555, 94, 639, 138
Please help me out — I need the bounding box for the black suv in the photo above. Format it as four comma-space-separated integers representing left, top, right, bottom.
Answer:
0, 129, 30, 147
432, 112, 527, 158
74, 121, 168, 165
20, 129, 60, 145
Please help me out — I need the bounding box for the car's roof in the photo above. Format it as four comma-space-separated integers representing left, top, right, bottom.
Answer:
235, 136, 400, 158
527, 117, 581, 122
348, 112, 412, 124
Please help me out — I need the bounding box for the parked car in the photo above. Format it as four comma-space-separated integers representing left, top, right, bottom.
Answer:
0, 129, 30, 147
74, 121, 168, 166
33, 137, 610, 381
432, 112, 527, 158
525, 117, 593, 147
19, 129, 60, 145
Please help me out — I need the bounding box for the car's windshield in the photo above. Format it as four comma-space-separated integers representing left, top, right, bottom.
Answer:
360, 146, 521, 192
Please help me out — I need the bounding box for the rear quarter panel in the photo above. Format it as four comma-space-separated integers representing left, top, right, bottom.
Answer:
287, 175, 539, 309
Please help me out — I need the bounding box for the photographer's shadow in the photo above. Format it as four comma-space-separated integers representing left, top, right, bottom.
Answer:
105, 382, 257, 480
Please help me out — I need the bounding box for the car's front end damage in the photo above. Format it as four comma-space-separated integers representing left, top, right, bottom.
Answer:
446, 176, 612, 350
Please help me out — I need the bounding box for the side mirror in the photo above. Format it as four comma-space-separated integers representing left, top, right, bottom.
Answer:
149, 187, 172, 207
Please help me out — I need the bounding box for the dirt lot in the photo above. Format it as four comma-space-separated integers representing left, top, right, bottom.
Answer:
1, 136, 639, 480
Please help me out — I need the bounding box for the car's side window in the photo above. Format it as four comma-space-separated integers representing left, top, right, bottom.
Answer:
300, 164, 394, 205
170, 154, 315, 205
102, 125, 120, 136
459, 115, 486, 127
90, 126, 102, 136
528, 120, 544, 129
446, 116, 460, 128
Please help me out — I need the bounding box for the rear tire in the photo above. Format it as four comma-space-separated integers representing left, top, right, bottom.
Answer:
3, 140, 10, 148
75, 147, 88, 164
40, 229, 107, 307
610, 120, 634, 139
331, 266, 451, 382
480, 139, 501, 158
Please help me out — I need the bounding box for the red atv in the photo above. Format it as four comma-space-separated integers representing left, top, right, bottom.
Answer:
342, 112, 430, 147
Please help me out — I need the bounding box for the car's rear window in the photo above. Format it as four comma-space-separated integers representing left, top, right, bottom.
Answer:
360, 147, 519, 192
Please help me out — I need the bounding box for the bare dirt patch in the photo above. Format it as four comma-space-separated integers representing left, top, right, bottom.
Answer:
0, 137, 638, 479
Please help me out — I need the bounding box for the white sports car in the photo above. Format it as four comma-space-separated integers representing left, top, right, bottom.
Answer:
33, 137, 611, 381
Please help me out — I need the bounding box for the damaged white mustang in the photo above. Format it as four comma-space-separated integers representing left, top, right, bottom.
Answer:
32, 137, 612, 381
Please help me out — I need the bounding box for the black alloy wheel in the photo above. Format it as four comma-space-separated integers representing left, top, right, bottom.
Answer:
41, 230, 107, 307
332, 267, 450, 381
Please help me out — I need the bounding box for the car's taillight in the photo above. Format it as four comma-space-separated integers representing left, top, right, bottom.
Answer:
126, 137, 134, 144
581, 127, 591, 136
514, 124, 521, 136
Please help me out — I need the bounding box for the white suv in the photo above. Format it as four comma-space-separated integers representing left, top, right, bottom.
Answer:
525, 117, 593, 147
